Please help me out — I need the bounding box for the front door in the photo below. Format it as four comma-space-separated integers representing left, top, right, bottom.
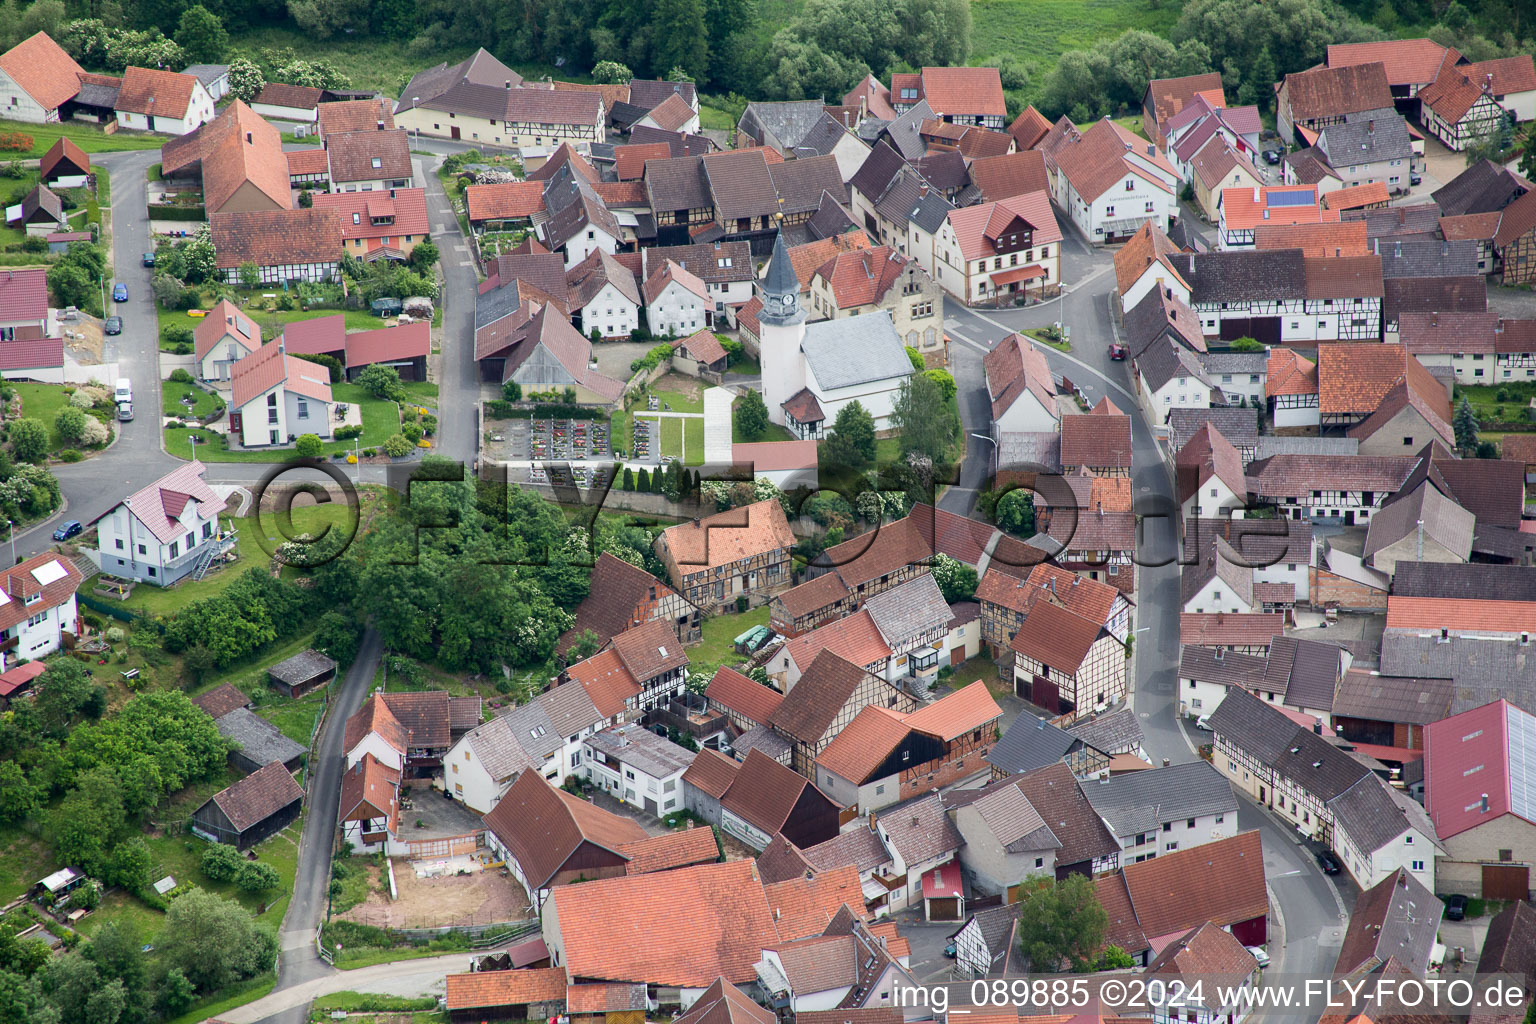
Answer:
644, 797, 658, 816
950, 646, 965, 667
450, 125, 460, 140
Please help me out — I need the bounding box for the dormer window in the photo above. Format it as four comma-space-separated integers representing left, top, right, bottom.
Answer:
23, 592, 39, 606
371, 157, 382, 169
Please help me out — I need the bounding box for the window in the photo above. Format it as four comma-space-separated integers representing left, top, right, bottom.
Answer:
371, 156, 382, 169
1215, 814, 1224, 823
875, 784, 885, 795
137, 543, 146, 555
1035, 857, 1043, 868
1162, 822, 1171, 832
114, 539, 123, 550
1105, 205, 1115, 217
169, 541, 179, 558
1411, 859, 1425, 871
297, 399, 309, 419
1501, 849, 1514, 861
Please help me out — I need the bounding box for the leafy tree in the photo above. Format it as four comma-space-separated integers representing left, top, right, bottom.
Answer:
51, 770, 127, 875
106, 835, 152, 892
32, 659, 98, 736
1229, 336, 1263, 352
238, 261, 260, 289
995, 489, 1035, 536
157, 968, 196, 1018
19, 0, 64, 40
930, 552, 978, 602
45, 261, 94, 314
53, 406, 87, 445
313, 609, 361, 666
734, 388, 769, 441
0, 762, 37, 825
622, 466, 635, 491
822, 400, 876, 472
357, 362, 405, 401
1097, 945, 1137, 970
156, 889, 278, 993
502, 379, 522, 402
904, 345, 925, 372
1520, 124, 1536, 182
294, 433, 323, 457
174, 4, 228, 63
236, 860, 280, 892
1465, 114, 1516, 166
568, 628, 603, 661
407, 238, 440, 271
202, 841, 244, 882
592, 59, 632, 82
297, 188, 314, 209
759, 0, 970, 98
921, 368, 957, 402
891, 373, 957, 462
181, 226, 216, 283
1454, 395, 1479, 452
1017, 873, 1108, 972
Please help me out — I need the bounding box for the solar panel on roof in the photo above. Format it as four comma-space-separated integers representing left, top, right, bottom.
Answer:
1268, 191, 1315, 207
1508, 702, 1536, 824
30, 560, 66, 586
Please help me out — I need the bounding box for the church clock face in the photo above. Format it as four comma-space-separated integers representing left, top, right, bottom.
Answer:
782, 293, 796, 312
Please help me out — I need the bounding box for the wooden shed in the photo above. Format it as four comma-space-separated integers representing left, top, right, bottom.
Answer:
445, 967, 567, 1024
268, 649, 338, 698
190, 761, 303, 849
567, 983, 647, 1024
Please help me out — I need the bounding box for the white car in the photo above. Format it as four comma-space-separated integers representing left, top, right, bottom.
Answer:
1195, 714, 1213, 731
1246, 946, 1270, 969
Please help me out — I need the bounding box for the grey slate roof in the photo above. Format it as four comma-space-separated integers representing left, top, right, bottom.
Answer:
732, 722, 793, 762
1330, 777, 1443, 861
794, 113, 860, 159
1329, 669, 1453, 725
1334, 866, 1442, 978
217, 707, 306, 768
1342, 202, 1443, 239
968, 781, 1061, 852
541, 680, 605, 737
1433, 159, 1531, 217
1363, 481, 1474, 565
1168, 408, 1259, 454
801, 312, 913, 390
1066, 707, 1144, 755
1178, 644, 1270, 687
1380, 630, 1536, 715
997, 431, 1061, 473
269, 649, 337, 686
864, 574, 950, 649
461, 706, 540, 783
881, 100, 934, 161
1318, 108, 1413, 166
987, 714, 1098, 775
807, 190, 861, 240
849, 139, 908, 201
1167, 250, 1307, 303
741, 100, 830, 151
1082, 761, 1238, 838
1251, 436, 1358, 461
586, 724, 695, 778
948, 903, 1022, 969
476, 278, 522, 330
1267, 635, 1342, 712
1200, 351, 1269, 376
1374, 236, 1481, 278
877, 790, 963, 865
1392, 561, 1536, 601
875, 167, 954, 233
1138, 335, 1214, 393
182, 64, 229, 89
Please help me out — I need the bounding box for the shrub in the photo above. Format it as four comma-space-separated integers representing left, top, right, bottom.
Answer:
8, 418, 48, 462
333, 424, 363, 440
0, 132, 33, 152
55, 406, 88, 444
169, 368, 194, 384
294, 434, 323, 457
57, 449, 82, 463
419, 414, 436, 436
401, 422, 423, 443
382, 434, 413, 457
501, 379, 522, 402
201, 842, 243, 882
105, 627, 125, 643
236, 861, 279, 892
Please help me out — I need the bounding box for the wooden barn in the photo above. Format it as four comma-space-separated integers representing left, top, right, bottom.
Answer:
268, 649, 338, 698
190, 761, 303, 849
445, 968, 567, 1023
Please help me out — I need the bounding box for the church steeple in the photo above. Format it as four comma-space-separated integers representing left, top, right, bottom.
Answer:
759, 229, 805, 327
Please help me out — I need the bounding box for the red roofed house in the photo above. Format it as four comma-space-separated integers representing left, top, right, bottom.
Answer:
312, 187, 431, 264
191, 760, 303, 850
465, 179, 544, 232
930, 192, 1062, 304
209, 206, 342, 285
228, 338, 335, 447
93, 462, 234, 586
890, 67, 1006, 127
655, 499, 795, 612
39, 137, 89, 188
1042, 117, 1179, 244
807, 246, 945, 350
984, 331, 1058, 434
731, 440, 819, 491
1142, 73, 1226, 149
0, 32, 87, 124
1425, 699, 1536, 898
1420, 59, 1526, 151
1218, 185, 1337, 249
681, 746, 840, 851
193, 299, 261, 382
0, 551, 82, 670
342, 321, 430, 382
338, 752, 402, 854
1011, 598, 1128, 716
0, 266, 53, 341
113, 65, 215, 135
561, 618, 690, 719
445, 967, 568, 1022
815, 681, 1003, 814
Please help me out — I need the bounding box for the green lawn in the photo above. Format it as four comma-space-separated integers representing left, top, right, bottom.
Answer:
166, 384, 401, 462
969, 0, 1180, 109
653, 388, 705, 414
731, 401, 797, 444
256, 695, 325, 746
691, 605, 770, 675
163, 380, 224, 422
1025, 327, 1071, 352
1458, 383, 1536, 428
659, 416, 683, 459
684, 417, 704, 466
158, 301, 382, 350
698, 98, 739, 132
0, 822, 59, 902
0, 118, 168, 158
609, 408, 633, 457
13, 382, 82, 451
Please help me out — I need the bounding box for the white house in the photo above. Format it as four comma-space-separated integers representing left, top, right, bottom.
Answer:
338, 753, 400, 855
228, 339, 335, 448
930, 192, 1062, 305
0, 32, 86, 124
567, 249, 641, 340
193, 299, 262, 382
1043, 117, 1179, 244
0, 552, 82, 669
758, 232, 915, 435
344, 692, 407, 772
1175, 423, 1247, 520
444, 684, 608, 813
984, 332, 1058, 433
644, 242, 756, 318
643, 259, 711, 337
1084, 762, 1239, 863
949, 778, 1061, 894
113, 66, 215, 135
582, 724, 694, 817
1146, 923, 1259, 1024
1136, 336, 1215, 425
93, 462, 235, 587
181, 64, 230, 102
1114, 223, 1193, 315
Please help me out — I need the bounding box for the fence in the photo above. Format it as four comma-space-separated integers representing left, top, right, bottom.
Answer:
328, 907, 541, 936
77, 592, 143, 622
146, 204, 206, 221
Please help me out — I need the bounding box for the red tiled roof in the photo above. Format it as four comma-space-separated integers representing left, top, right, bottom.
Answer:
1145, 73, 1226, 131
784, 609, 891, 673
343, 691, 408, 754
1254, 220, 1369, 257
1321, 181, 1391, 211
1326, 39, 1457, 87
683, 747, 741, 799
812, 245, 907, 309
0, 32, 84, 113
212, 760, 302, 833
660, 499, 794, 574
816, 705, 910, 782
1439, 211, 1503, 241
1113, 222, 1188, 298
1060, 411, 1132, 469
976, 563, 1119, 624
615, 142, 673, 180
643, 259, 710, 305
1283, 62, 1394, 121
1121, 830, 1268, 942
619, 826, 719, 875
903, 680, 1003, 740
1465, 56, 1536, 96
1008, 105, 1053, 150
116, 66, 200, 118
192, 682, 249, 719
280, 314, 345, 357
1317, 343, 1436, 416
1266, 348, 1317, 398
1048, 118, 1177, 203
0, 267, 49, 321
549, 860, 780, 986
445, 968, 567, 1011
784, 232, 874, 289
1387, 596, 1536, 633
1180, 612, 1285, 648
201, 101, 290, 214
344, 321, 430, 368
0, 661, 45, 699
1010, 599, 1105, 673
210, 207, 340, 270
39, 137, 88, 181
313, 187, 429, 241
337, 753, 400, 832
480, 770, 648, 890
254, 82, 323, 111
466, 180, 544, 222
908, 503, 997, 567
945, 191, 1062, 262
118, 462, 226, 546
919, 67, 1006, 119
316, 97, 394, 140
286, 148, 329, 176
1222, 185, 1336, 230
1419, 64, 1493, 125
762, 863, 865, 940
565, 648, 639, 718
644, 92, 696, 132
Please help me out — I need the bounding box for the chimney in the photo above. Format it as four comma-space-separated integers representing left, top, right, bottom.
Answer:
376, 119, 384, 130
1313, 718, 1323, 734
1399, 207, 1406, 225
692, 517, 700, 527
919, 182, 929, 198
505, 80, 512, 89
1482, 793, 1490, 813
1416, 518, 1424, 560
1368, 119, 1375, 134
245, 131, 252, 144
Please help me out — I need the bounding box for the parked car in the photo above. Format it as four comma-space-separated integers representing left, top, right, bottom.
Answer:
1108, 342, 1127, 360
1411, 172, 1423, 186
1316, 850, 1342, 875
1445, 894, 1468, 921
1246, 946, 1270, 969
943, 941, 957, 958
116, 402, 133, 422
112, 282, 128, 302
114, 377, 132, 404
1195, 714, 1213, 731
1263, 149, 1282, 165
141, 252, 155, 267
52, 520, 82, 541
104, 316, 122, 335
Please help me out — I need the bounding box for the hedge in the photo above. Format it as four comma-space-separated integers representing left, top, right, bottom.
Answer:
484, 400, 604, 420
147, 204, 207, 221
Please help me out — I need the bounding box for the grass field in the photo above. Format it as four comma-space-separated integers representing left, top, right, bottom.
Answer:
660, 417, 682, 459
1458, 383, 1536, 427
256, 695, 326, 746
0, 822, 59, 902
165, 382, 401, 462
163, 380, 224, 422
0, 118, 167, 158
691, 606, 770, 674
684, 417, 704, 465
12, 382, 74, 450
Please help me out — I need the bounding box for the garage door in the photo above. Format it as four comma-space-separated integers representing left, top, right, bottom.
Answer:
951, 646, 965, 668
1220, 317, 1281, 346
1483, 864, 1530, 900
927, 897, 960, 921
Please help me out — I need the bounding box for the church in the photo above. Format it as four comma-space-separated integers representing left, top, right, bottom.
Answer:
758, 231, 916, 441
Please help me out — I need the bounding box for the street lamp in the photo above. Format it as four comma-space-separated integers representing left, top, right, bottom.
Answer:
969, 432, 998, 477
7, 520, 15, 566
411, 98, 420, 148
